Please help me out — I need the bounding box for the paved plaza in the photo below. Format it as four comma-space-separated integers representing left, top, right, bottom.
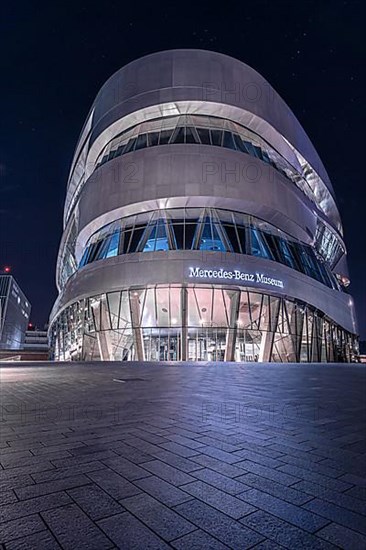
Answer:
0, 362, 365, 549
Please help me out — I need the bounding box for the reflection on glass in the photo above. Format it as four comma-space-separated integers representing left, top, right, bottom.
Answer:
76, 208, 339, 291
50, 285, 357, 364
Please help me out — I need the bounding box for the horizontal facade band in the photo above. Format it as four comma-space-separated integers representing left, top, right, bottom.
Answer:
65, 101, 340, 231
50, 252, 357, 335
73, 147, 328, 250
86, 50, 334, 194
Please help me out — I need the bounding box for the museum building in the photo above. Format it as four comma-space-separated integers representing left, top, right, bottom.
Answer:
49, 50, 358, 362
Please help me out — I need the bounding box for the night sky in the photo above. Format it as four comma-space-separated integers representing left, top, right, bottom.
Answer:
1, 1, 365, 338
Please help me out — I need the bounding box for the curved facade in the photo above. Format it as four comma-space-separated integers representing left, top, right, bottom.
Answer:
49, 49, 358, 362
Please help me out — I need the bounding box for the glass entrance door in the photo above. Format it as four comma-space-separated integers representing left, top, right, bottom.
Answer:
143, 328, 181, 361
187, 328, 226, 361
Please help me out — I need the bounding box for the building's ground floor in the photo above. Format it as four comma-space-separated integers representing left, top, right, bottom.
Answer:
49, 285, 358, 363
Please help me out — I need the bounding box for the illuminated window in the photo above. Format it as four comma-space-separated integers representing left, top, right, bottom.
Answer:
77, 208, 339, 291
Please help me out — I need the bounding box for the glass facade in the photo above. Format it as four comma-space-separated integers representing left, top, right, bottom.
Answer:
315, 220, 344, 269
58, 218, 78, 289
50, 285, 358, 363
78, 208, 340, 291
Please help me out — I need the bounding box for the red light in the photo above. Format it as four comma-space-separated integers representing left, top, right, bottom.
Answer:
3, 266, 11, 273
28, 323, 33, 328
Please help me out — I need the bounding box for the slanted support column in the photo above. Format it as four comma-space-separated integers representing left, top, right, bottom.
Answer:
92, 298, 113, 361
311, 315, 322, 362
259, 297, 280, 362
181, 286, 188, 361
224, 290, 240, 362
327, 324, 335, 362
96, 331, 112, 361
259, 328, 273, 363
290, 305, 304, 362
130, 292, 145, 361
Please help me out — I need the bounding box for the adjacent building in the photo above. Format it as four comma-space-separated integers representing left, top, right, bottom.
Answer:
0, 275, 31, 350
49, 50, 358, 362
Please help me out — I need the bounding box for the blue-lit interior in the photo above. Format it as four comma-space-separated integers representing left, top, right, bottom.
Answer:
78, 208, 339, 291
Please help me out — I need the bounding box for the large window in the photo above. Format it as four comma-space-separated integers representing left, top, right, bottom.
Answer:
78, 208, 340, 291
315, 220, 344, 268
58, 218, 78, 288
50, 285, 358, 363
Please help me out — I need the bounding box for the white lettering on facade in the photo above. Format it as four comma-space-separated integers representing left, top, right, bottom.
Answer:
188, 266, 284, 289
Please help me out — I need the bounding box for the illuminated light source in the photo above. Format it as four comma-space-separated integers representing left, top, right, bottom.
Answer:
3, 266, 11, 273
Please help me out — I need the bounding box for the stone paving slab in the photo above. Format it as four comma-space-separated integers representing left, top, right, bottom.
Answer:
0, 361, 365, 549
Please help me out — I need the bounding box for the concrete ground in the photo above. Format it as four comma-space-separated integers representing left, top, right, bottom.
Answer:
0, 362, 365, 549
